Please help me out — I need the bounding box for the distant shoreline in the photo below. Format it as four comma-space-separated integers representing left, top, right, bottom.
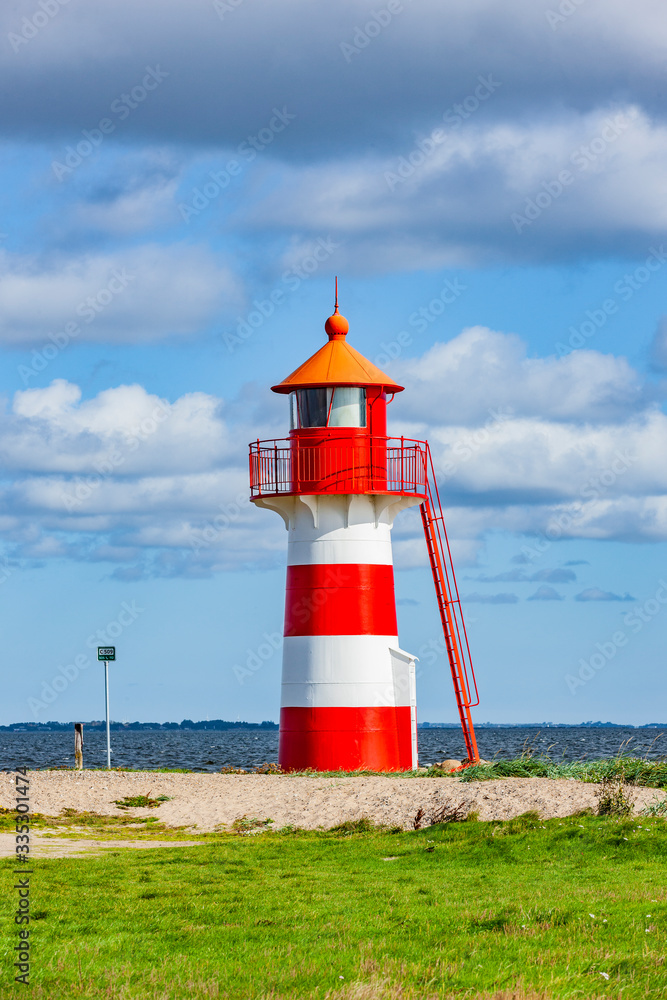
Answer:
2, 720, 664, 732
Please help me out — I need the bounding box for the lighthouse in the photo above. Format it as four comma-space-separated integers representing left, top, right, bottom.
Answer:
249, 287, 480, 771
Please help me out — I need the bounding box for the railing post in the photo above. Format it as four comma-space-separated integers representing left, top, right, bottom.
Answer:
400, 436, 404, 492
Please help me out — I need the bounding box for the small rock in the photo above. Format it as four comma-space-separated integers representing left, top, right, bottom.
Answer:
435, 759, 463, 771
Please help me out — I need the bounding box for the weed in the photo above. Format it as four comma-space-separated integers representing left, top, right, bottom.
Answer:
429, 800, 468, 825
642, 796, 667, 817
329, 818, 378, 836
252, 762, 283, 774
230, 815, 274, 835
113, 794, 172, 810
596, 771, 634, 817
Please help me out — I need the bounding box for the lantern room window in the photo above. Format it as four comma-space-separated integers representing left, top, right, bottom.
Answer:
291, 387, 367, 428
329, 387, 366, 427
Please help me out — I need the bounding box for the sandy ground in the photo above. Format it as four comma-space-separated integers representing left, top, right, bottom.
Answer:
2, 771, 665, 848
0, 833, 203, 858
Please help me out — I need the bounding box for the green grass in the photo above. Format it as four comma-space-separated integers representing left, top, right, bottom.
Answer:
2, 814, 666, 998
32, 750, 667, 787
455, 755, 667, 788
112, 794, 172, 809
0, 806, 194, 839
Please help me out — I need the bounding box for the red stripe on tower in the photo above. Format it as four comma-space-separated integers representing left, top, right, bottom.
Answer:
284, 563, 398, 637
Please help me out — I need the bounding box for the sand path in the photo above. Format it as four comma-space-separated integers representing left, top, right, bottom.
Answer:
2, 771, 665, 842
0, 833, 203, 858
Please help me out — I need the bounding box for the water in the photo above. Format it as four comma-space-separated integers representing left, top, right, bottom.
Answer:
1, 726, 664, 772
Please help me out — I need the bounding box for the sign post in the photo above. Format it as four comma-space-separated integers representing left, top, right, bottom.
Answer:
97, 647, 115, 769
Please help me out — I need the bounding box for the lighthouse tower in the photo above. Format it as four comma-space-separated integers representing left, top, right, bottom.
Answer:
249, 289, 480, 771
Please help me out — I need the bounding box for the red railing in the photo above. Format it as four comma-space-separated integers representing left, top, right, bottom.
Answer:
249, 436, 428, 498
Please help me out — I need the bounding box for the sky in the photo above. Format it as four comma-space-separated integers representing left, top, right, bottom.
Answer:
1, 0, 666, 728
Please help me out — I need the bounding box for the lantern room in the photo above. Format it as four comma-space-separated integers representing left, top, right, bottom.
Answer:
250, 296, 427, 499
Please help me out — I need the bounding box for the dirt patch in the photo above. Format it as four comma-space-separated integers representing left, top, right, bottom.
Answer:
1, 771, 665, 834
0, 832, 203, 858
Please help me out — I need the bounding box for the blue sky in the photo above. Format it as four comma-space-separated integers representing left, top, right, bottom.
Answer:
1, 0, 666, 727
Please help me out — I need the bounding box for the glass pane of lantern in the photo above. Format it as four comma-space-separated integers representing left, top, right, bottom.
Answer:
289, 392, 297, 429
328, 387, 366, 427
297, 388, 330, 427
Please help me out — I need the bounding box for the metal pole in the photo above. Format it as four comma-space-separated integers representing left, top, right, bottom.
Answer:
105, 662, 111, 769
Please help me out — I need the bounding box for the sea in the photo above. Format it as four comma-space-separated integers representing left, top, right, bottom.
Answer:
1, 726, 664, 772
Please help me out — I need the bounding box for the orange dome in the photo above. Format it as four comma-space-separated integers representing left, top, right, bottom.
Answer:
325, 310, 349, 339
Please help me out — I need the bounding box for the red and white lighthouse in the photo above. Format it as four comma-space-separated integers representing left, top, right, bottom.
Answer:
249, 288, 481, 771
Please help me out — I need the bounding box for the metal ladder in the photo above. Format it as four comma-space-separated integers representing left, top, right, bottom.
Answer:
420, 445, 480, 763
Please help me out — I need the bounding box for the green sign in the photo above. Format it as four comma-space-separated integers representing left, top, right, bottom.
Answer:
98, 647, 116, 661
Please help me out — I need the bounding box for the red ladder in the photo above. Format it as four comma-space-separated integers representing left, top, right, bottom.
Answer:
420, 445, 480, 763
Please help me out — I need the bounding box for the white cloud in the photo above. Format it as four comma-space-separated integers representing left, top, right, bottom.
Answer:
0, 244, 242, 346
394, 326, 647, 424
238, 107, 667, 267
1, 380, 235, 475
575, 588, 635, 602
462, 592, 519, 604
528, 585, 563, 601
73, 176, 181, 235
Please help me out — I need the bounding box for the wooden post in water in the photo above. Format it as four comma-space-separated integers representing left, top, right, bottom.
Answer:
74, 723, 84, 770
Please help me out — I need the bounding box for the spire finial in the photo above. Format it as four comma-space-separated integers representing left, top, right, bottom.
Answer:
325, 278, 349, 339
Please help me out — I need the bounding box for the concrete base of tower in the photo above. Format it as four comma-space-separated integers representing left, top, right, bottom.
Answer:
279, 705, 414, 771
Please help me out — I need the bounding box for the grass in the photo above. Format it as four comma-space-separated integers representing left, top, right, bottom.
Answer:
1, 813, 666, 998
453, 754, 667, 788
0, 806, 193, 840
112, 794, 172, 809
